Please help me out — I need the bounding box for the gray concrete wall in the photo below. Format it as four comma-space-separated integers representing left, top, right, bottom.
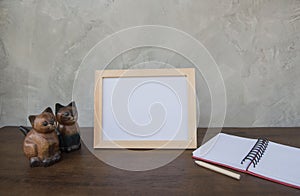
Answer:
0, 0, 299, 127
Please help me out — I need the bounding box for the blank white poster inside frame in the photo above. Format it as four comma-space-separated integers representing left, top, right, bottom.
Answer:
94, 68, 197, 149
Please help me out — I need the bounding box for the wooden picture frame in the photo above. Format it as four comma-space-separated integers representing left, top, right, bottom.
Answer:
94, 68, 197, 149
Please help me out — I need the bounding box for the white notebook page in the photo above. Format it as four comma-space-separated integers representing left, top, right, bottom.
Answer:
193, 133, 257, 171
248, 141, 300, 187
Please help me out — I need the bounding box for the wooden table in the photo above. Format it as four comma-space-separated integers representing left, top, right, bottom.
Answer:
0, 126, 299, 195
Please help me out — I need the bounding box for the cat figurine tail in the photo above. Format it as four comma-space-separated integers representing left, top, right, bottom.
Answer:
18, 126, 30, 136
19, 107, 61, 167
55, 101, 81, 153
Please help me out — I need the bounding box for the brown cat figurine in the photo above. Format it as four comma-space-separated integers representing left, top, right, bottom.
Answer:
56, 101, 81, 152
20, 107, 61, 167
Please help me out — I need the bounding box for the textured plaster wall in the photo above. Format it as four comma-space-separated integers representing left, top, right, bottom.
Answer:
0, 0, 299, 127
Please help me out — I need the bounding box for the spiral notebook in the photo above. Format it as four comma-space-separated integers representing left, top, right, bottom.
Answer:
192, 133, 300, 189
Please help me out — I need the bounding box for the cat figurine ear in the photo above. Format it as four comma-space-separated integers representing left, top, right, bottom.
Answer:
55, 103, 64, 114
43, 107, 54, 114
28, 115, 36, 127
68, 101, 76, 107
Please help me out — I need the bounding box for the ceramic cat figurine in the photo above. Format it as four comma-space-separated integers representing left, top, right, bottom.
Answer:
19, 107, 61, 167
55, 101, 81, 152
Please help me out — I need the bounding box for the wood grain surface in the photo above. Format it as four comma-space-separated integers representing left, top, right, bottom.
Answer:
0, 126, 299, 195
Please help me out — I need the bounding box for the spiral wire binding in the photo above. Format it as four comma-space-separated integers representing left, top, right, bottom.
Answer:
241, 138, 269, 168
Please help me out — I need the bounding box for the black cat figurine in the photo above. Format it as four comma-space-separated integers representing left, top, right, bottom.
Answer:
55, 101, 81, 152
